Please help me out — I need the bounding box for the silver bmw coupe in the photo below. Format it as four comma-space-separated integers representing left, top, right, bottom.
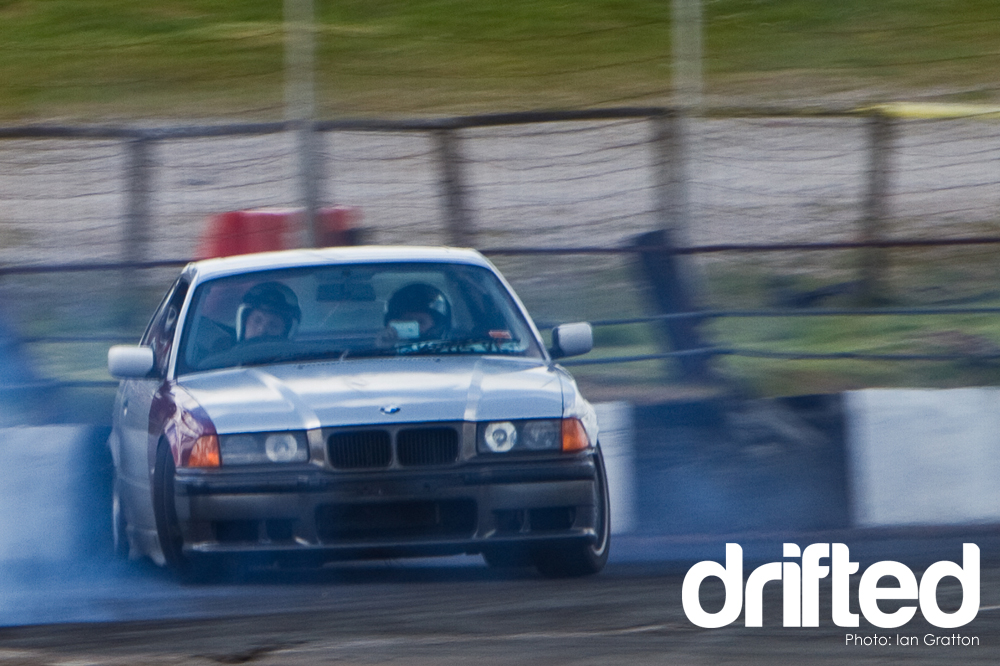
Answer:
108, 246, 608, 578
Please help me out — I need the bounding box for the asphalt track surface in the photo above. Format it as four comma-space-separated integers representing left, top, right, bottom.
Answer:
3, 533, 1000, 665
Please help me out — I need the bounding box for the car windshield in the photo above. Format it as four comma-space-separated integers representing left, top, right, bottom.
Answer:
176, 261, 542, 374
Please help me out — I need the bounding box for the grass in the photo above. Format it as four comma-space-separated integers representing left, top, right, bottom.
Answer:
710, 311, 1000, 394
0, 0, 999, 120
693, 247, 1000, 394
503, 247, 1000, 398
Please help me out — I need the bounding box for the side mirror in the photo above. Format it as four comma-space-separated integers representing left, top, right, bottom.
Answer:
550, 322, 593, 359
108, 345, 155, 379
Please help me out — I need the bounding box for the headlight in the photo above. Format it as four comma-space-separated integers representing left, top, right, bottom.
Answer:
482, 421, 517, 453
219, 431, 309, 464
477, 418, 589, 454
522, 420, 560, 450
265, 433, 303, 462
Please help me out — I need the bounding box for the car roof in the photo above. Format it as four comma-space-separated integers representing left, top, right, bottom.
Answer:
182, 246, 494, 283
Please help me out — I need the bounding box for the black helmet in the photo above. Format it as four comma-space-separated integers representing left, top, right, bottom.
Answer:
385, 283, 451, 338
237, 282, 301, 340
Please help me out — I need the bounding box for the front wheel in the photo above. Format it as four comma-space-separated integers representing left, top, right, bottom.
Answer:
153, 441, 188, 573
533, 445, 611, 578
153, 442, 225, 582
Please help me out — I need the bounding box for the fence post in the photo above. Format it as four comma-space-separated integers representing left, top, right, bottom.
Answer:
860, 112, 894, 304
124, 135, 153, 287
633, 230, 713, 382
642, 111, 714, 381
434, 128, 473, 247
296, 121, 325, 247
651, 110, 691, 241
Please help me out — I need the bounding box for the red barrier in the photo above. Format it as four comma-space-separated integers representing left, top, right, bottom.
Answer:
316, 206, 363, 248
196, 207, 362, 260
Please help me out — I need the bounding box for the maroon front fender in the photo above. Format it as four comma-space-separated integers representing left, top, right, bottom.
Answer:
148, 382, 218, 470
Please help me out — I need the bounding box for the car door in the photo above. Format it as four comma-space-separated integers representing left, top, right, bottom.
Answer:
116, 278, 189, 532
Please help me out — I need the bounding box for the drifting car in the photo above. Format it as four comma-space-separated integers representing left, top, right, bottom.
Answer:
107, 246, 608, 578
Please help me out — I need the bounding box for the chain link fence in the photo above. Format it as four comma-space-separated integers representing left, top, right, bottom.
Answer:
2, 109, 998, 259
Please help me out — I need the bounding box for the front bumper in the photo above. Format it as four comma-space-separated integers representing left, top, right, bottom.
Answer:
174, 455, 600, 560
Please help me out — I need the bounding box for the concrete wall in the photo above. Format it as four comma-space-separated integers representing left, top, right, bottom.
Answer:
599, 388, 1000, 536
845, 388, 1000, 527
595, 396, 851, 536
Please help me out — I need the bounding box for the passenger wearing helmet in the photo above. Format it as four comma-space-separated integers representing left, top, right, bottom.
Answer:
382, 283, 451, 342
237, 282, 301, 341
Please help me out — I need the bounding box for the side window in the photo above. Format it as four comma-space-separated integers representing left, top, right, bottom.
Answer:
142, 279, 190, 377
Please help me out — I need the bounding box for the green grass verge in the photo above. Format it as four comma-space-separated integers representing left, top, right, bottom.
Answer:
1, 0, 999, 120
535, 247, 1000, 397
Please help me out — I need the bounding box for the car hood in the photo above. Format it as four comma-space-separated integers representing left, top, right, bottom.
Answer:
178, 356, 566, 434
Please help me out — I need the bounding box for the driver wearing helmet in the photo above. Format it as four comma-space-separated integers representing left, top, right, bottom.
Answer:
381, 283, 451, 343
237, 282, 301, 341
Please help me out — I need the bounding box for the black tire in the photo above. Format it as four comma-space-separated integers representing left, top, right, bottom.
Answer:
153, 441, 228, 583
532, 445, 611, 578
153, 441, 189, 573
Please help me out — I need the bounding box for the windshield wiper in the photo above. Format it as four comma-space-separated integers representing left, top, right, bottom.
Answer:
398, 337, 519, 356
334, 338, 523, 360
240, 349, 347, 366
